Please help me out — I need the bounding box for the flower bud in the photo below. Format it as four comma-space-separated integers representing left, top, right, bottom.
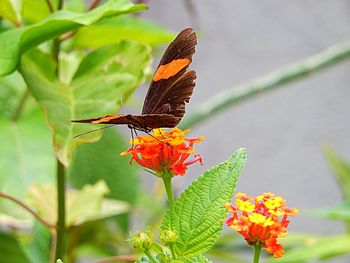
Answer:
129, 231, 153, 251
160, 230, 178, 246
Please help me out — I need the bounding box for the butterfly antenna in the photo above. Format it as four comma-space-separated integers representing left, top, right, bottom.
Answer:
73, 125, 115, 138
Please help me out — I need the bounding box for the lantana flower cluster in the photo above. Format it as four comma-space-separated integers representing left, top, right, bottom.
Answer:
225, 192, 299, 258
121, 128, 204, 176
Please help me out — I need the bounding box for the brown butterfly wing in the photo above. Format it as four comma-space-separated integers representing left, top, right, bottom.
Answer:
142, 28, 197, 118
72, 28, 197, 130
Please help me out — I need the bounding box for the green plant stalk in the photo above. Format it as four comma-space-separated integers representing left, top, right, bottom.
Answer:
52, 1, 65, 261
55, 160, 66, 260
169, 244, 176, 260
162, 176, 174, 207
45, 0, 54, 12
144, 249, 157, 263
253, 243, 262, 263
180, 40, 350, 129
10, 89, 29, 122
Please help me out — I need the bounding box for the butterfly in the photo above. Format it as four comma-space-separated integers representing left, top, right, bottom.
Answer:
72, 28, 197, 133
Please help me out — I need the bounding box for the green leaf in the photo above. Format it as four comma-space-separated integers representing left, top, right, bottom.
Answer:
0, 0, 147, 76
0, 231, 30, 263
0, 0, 22, 26
0, 109, 54, 221
21, 222, 51, 263
161, 148, 247, 258
323, 145, 350, 199
266, 235, 350, 262
0, 71, 27, 118
72, 16, 175, 48
68, 128, 139, 230
21, 41, 151, 166
65, 0, 85, 13
22, 0, 55, 24
27, 180, 129, 227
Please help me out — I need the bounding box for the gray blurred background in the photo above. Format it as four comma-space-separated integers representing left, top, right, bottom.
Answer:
132, 1, 350, 261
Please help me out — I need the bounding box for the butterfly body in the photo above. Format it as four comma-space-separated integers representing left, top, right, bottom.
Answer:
73, 113, 181, 132
72, 28, 197, 132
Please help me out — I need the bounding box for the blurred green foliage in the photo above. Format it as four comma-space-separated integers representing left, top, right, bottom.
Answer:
0, 0, 175, 262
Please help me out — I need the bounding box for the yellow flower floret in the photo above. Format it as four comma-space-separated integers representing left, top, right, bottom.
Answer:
236, 199, 255, 212
249, 213, 274, 227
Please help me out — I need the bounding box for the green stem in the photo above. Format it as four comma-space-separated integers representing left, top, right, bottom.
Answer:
10, 89, 29, 122
162, 177, 174, 207
52, 1, 65, 261
55, 159, 66, 261
51, 0, 63, 75
253, 243, 262, 263
169, 244, 176, 260
180, 40, 350, 129
45, 0, 54, 12
144, 249, 157, 263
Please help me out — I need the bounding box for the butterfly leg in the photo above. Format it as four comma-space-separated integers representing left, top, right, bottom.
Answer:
157, 128, 166, 139
143, 130, 173, 148
130, 128, 136, 148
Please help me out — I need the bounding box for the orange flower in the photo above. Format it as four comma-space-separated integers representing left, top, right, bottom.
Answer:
121, 128, 204, 177
225, 192, 299, 258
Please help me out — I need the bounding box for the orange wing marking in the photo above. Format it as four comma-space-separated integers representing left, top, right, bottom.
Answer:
153, 59, 190, 82
91, 116, 119, 124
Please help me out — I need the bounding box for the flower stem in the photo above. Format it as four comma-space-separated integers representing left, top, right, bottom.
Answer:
253, 243, 262, 263
55, 159, 66, 261
144, 249, 157, 263
180, 40, 350, 129
162, 177, 174, 207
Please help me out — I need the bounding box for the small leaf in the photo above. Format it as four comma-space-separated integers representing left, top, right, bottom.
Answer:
0, 110, 55, 221
21, 41, 151, 166
72, 16, 175, 48
323, 145, 350, 199
0, 0, 147, 76
27, 181, 130, 227
68, 128, 139, 231
161, 148, 247, 258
